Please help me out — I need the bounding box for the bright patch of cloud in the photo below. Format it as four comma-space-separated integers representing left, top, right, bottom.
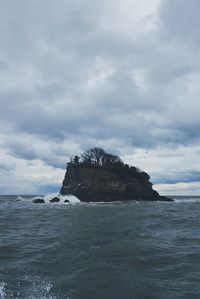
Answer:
155, 182, 200, 196
0, 148, 64, 194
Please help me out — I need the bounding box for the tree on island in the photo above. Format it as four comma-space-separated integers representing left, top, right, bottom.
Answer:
81, 147, 106, 165
80, 147, 124, 167
69, 147, 125, 167
73, 155, 79, 165
102, 153, 123, 167
67, 147, 151, 182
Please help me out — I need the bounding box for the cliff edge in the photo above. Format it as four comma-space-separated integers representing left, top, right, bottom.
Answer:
60, 148, 172, 202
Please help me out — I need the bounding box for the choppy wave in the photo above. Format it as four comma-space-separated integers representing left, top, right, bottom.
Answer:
173, 196, 200, 203
47, 194, 80, 204
1, 195, 200, 298
3, 195, 200, 205
17, 193, 81, 204
0, 280, 60, 299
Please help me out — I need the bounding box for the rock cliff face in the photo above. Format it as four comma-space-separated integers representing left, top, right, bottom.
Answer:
60, 163, 172, 202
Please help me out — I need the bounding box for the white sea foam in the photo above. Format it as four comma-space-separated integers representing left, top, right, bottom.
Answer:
26, 281, 56, 299
17, 195, 44, 203
0, 280, 60, 299
0, 282, 6, 299
43, 193, 59, 203
43, 193, 80, 204
60, 194, 80, 203
17, 193, 80, 204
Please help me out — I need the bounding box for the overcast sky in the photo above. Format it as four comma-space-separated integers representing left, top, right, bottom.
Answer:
0, 0, 200, 195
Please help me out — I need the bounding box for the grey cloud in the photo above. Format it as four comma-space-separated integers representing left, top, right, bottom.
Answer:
0, 0, 200, 194
0, 133, 82, 169
0, 163, 14, 173
153, 170, 200, 185
160, 0, 200, 45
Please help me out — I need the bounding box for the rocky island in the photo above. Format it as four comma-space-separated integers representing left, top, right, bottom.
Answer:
60, 148, 172, 202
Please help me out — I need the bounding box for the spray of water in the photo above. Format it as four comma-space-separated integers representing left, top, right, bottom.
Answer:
0, 282, 6, 299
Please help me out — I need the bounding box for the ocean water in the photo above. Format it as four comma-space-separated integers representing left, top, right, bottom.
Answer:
0, 195, 200, 299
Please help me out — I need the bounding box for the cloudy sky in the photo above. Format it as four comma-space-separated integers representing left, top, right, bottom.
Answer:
0, 0, 200, 195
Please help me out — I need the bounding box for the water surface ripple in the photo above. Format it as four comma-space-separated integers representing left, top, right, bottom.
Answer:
0, 195, 200, 299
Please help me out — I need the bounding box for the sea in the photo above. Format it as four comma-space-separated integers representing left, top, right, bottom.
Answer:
0, 195, 200, 299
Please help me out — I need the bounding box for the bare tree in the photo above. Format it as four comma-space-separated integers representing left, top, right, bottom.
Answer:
81, 147, 106, 165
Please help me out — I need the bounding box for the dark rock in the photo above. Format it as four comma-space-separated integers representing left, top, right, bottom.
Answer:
158, 195, 174, 202
33, 198, 45, 203
50, 197, 60, 203
64, 199, 70, 203
60, 162, 173, 202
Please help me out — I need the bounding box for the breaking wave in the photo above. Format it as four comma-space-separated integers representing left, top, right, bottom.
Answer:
16, 193, 81, 204
173, 196, 200, 203
0, 280, 61, 299
0, 282, 6, 299
44, 193, 80, 204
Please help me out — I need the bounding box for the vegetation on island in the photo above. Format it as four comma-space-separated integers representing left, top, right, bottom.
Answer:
68, 147, 150, 182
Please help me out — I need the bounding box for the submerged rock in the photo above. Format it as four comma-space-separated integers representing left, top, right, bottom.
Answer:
60, 148, 173, 202
33, 198, 45, 203
50, 197, 60, 203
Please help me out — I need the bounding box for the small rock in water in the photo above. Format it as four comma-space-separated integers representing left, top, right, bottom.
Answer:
33, 198, 45, 203
64, 199, 70, 203
50, 197, 60, 203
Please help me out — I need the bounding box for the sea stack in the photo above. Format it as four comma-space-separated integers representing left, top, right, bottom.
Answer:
60, 147, 172, 202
